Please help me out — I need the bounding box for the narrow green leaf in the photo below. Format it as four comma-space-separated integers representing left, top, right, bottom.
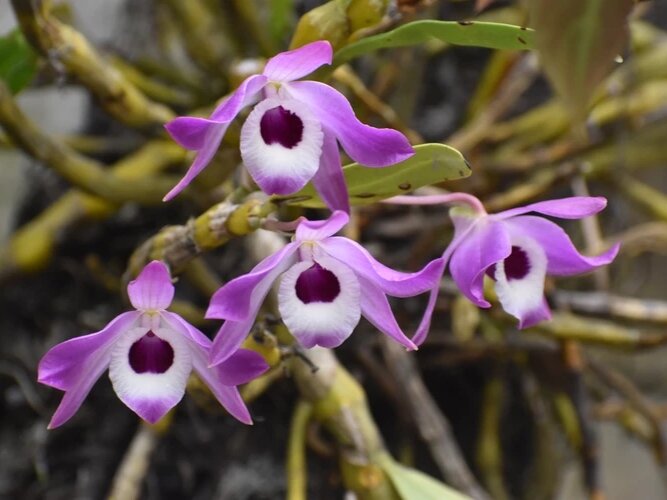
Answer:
379, 455, 471, 500
269, 0, 295, 45
526, 0, 634, 121
273, 143, 471, 208
0, 29, 38, 95
333, 20, 534, 66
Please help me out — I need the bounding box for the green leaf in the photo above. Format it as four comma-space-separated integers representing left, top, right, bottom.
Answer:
0, 29, 38, 95
526, 0, 634, 121
378, 455, 471, 500
273, 143, 471, 208
333, 20, 534, 66
269, 0, 294, 45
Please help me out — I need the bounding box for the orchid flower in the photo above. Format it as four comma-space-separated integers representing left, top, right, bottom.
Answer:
206, 211, 444, 366
164, 41, 414, 212
396, 194, 620, 342
38, 261, 268, 428
447, 197, 619, 328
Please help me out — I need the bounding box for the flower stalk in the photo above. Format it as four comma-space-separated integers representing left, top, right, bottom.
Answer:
286, 400, 312, 500
385, 192, 487, 215
290, 348, 398, 500
124, 196, 276, 279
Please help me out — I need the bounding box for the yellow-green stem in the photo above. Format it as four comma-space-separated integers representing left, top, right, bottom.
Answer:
11, 0, 174, 128
286, 401, 313, 500
0, 81, 182, 204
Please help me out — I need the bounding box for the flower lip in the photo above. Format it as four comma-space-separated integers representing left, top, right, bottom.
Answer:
278, 257, 361, 349
240, 97, 323, 195
493, 236, 549, 327
260, 105, 304, 148
295, 263, 341, 303
486, 245, 531, 281
128, 331, 174, 374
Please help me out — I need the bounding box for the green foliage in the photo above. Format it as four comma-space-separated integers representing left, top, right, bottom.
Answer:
274, 143, 471, 208
526, 0, 634, 122
0, 29, 38, 95
378, 455, 471, 500
269, 0, 294, 45
333, 20, 535, 66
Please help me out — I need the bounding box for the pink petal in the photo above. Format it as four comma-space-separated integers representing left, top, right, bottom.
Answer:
127, 261, 174, 311
310, 130, 351, 213
216, 349, 269, 386
164, 314, 259, 423
210, 74, 269, 121
164, 74, 268, 201
47, 372, 107, 429
39, 311, 140, 428
285, 80, 414, 167
294, 211, 349, 241
207, 244, 298, 366
160, 311, 211, 348
412, 214, 478, 346
189, 339, 253, 424
209, 318, 255, 368
263, 40, 333, 82
449, 219, 512, 307
164, 116, 219, 150
206, 242, 298, 322
319, 237, 445, 297
494, 196, 608, 220
163, 124, 227, 201
504, 216, 620, 276
39, 312, 139, 391
213, 384, 252, 424
411, 286, 439, 346
358, 276, 417, 350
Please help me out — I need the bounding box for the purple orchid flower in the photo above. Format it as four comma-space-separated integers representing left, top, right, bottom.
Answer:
38, 261, 268, 428
410, 196, 619, 340
206, 211, 444, 366
164, 41, 414, 212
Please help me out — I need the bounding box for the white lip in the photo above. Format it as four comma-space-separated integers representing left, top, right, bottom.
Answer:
240, 97, 324, 194
493, 235, 547, 322
278, 256, 361, 348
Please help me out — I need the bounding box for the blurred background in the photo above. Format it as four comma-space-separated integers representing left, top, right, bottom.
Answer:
2, 1, 667, 499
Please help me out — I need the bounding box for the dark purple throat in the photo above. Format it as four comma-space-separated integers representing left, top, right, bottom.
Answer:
260, 106, 304, 148
295, 263, 341, 304
486, 246, 531, 281
129, 331, 174, 374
